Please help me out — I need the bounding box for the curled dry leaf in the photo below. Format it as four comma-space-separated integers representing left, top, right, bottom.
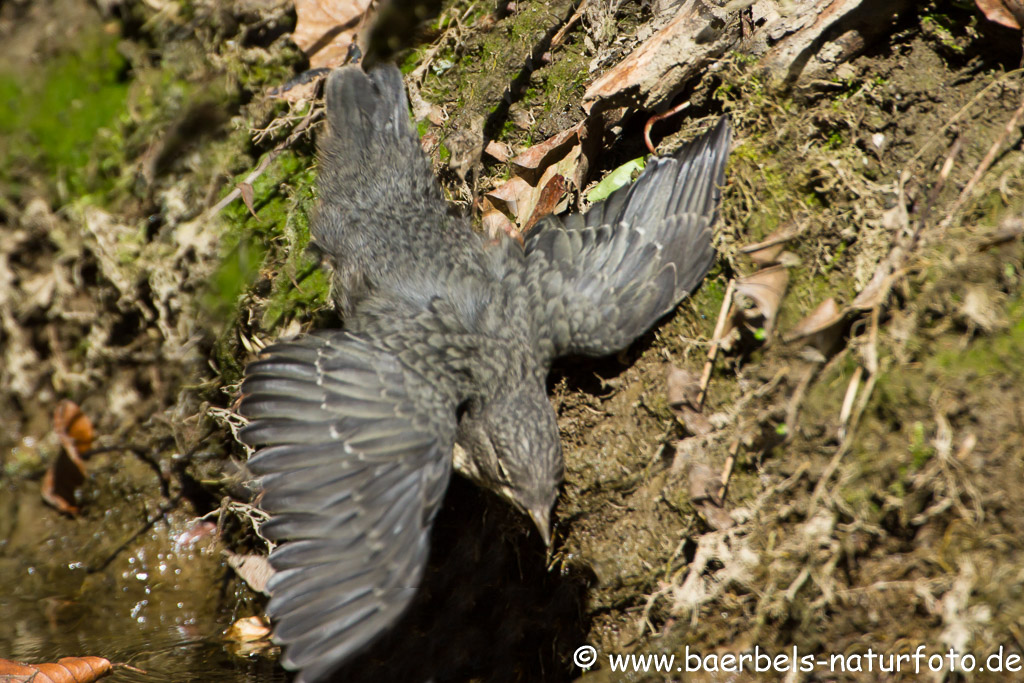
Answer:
237, 182, 260, 221
783, 297, 847, 354
224, 615, 275, 658
0, 655, 122, 683
54, 400, 94, 463
484, 119, 597, 229
732, 264, 790, 338
666, 365, 713, 436
292, 0, 373, 70
521, 174, 567, 234
481, 202, 520, 242
976, 0, 1024, 28
686, 462, 734, 530
225, 551, 274, 596
225, 615, 273, 643
483, 139, 510, 163
740, 226, 797, 266
42, 401, 96, 516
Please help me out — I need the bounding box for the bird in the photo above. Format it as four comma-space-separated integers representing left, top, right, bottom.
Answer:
237, 63, 731, 682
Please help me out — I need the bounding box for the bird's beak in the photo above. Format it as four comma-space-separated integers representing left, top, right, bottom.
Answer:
528, 506, 552, 547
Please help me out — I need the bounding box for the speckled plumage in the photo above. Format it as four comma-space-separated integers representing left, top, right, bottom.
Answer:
238, 64, 730, 683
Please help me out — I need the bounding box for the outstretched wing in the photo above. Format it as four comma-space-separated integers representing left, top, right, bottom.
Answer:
238, 332, 455, 683
524, 117, 731, 358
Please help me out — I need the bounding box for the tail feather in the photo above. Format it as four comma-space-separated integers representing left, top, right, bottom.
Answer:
312, 65, 451, 317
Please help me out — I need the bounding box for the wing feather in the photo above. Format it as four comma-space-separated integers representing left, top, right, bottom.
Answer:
238, 331, 455, 683
524, 117, 731, 357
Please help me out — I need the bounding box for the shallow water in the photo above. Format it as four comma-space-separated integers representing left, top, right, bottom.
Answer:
0, 474, 283, 682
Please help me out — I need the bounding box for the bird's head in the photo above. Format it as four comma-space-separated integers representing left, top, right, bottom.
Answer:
454, 383, 563, 545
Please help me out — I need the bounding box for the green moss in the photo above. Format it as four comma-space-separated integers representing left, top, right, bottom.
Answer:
0, 27, 129, 197
206, 147, 325, 331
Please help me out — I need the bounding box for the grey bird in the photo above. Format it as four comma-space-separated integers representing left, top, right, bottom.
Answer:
237, 63, 730, 682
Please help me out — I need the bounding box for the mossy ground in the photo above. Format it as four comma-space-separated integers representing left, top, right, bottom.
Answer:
1, 0, 1023, 680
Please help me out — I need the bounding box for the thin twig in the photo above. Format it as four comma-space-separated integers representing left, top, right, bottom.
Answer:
697, 278, 735, 410
939, 92, 1024, 230
717, 438, 740, 504
550, 0, 588, 50
207, 104, 322, 218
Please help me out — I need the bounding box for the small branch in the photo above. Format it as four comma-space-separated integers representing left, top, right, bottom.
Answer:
696, 278, 735, 410
939, 92, 1024, 230
206, 105, 323, 218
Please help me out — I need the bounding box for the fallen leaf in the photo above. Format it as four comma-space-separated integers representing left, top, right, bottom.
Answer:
225, 615, 273, 643
42, 401, 96, 516
666, 366, 713, 436
521, 175, 567, 234
484, 119, 597, 228
225, 551, 274, 596
0, 655, 127, 683
784, 297, 847, 353
237, 182, 261, 221
732, 264, 789, 338
687, 462, 733, 530
976, 0, 1024, 28
54, 400, 94, 466
291, 0, 373, 70
586, 157, 646, 203
666, 365, 701, 408
483, 139, 510, 163
480, 199, 520, 242
224, 615, 276, 658
740, 226, 797, 266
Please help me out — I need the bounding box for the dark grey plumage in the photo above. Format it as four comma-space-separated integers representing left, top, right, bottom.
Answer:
238, 64, 730, 683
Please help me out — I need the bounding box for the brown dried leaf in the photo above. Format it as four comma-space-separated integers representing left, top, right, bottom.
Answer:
976, 0, 1024, 28
223, 615, 275, 658
225, 615, 273, 643
666, 366, 701, 409
291, 0, 372, 69
521, 175, 567, 234
784, 297, 847, 352
43, 401, 96, 516
40, 456, 84, 516
740, 226, 797, 266
483, 139, 510, 163
509, 123, 584, 182
484, 119, 596, 229
0, 655, 117, 683
54, 400, 94, 466
480, 197, 521, 243
687, 463, 733, 530
226, 552, 274, 596
734, 265, 789, 330
237, 182, 260, 221
687, 462, 721, 504
666, 366, 713, 435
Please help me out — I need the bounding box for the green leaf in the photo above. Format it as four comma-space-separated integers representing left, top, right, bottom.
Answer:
586, 157, 646, 203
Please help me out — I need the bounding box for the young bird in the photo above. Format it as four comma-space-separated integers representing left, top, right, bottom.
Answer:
238, 63, 730, 683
